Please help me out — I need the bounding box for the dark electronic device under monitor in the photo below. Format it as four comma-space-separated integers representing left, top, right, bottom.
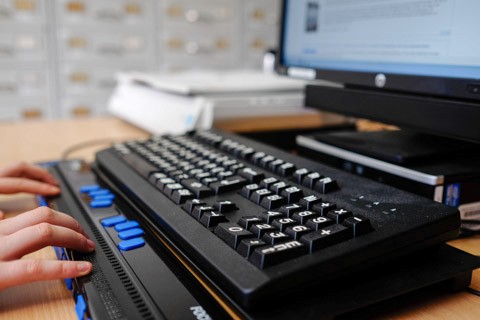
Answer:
276, 0, 480, 149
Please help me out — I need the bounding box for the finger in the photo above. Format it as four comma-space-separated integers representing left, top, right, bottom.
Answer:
0, 177, 60, 195
0, 210, 4, 220
0, 206, 88, 238
0, 223, 95, 260
0, 260, 92, 291
0, 162, 58, 185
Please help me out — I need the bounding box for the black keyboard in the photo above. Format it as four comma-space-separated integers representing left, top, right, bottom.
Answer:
48, 129, 462, 319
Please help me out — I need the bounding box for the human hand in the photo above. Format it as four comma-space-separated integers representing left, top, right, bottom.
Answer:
0, 207, 95, 291
0, 162, 60, 196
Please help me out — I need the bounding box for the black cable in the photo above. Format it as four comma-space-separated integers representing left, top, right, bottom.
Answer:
60, 137, 138, 160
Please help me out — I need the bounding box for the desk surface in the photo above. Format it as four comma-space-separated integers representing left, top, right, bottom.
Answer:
0, 117, 479, 320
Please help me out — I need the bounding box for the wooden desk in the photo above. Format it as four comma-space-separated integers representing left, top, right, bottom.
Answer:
0, 117, 479, 319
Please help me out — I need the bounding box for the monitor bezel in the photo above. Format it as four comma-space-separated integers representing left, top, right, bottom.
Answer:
276, 0, 480, 103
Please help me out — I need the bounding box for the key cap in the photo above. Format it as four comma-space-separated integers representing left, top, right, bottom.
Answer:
312, 201, 337, 216
241, 183, 260, 198
101, 216, 127, 227
249, 240, 307, 269
238, 216, 264, 230
305, 216, 334, 231
260, 195, 286, 210
261, 211, 285, 224
210, 176, 247, 194
314, 177, 340, 194
272, 218, 297, 232
343, 215, 374, 237
250, 189, 272, 204
171, 188, 195, 204
260, 177, 279, 189
239, 168, 265, 183
215, 223, 254, 248
299, 195, 322, 210
164, 183, 184, 196
237, 238, 267, 258
199, 211, 228, 228
303, 172, 323, 189
293, 168, 309, 184
213, 200, 238, 213
249, 223, 276, 238
118, 228, 144, 240
182, 179, 214, 198
292, 210, 319, 224
327, 208, 353, 224
270, 181, 290, 194
281, 186, 303, 203
191, 206, 215, 220
279, 204, 303, 217
278, 162, 296, 177
118, 238, 145, 251
268, 159, 285, 173
262, 231, 291, 244
300, 224, 352, 253
182, 199, 206, 214
115, 220, 140, 232
285, 225, 312, 240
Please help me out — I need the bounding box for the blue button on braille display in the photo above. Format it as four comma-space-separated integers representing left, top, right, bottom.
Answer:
65, 278, 73, 291
118, 228, 144, 240
90, 199, 112, 208
89, 189, 111, 197
118, 237, 145, 251
75, 294, 87, 320
101, 216, 127, 227
115, 220, 140, 232
80, 185, 100, 193
93, 193, 115, 201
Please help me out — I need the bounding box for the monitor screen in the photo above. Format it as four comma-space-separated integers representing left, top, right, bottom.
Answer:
277, 0, 480, 141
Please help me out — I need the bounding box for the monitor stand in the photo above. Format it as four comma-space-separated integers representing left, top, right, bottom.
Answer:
308, 129, 480, 165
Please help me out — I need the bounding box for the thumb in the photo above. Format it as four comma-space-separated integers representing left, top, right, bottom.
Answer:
0, 210, 4, 220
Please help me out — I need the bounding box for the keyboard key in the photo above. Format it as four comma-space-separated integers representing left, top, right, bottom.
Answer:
89, 189, 111, 197
115, 220, 140, 232
278, 162, 296, 177
250, 189, 273, 204
300, 224, 352, 253
249, 240, 307, 269
292, 210, 319, 224
249, 223, 276, 238
118, 228, 145, 240
118, 237, 145, 251
299, 195, 322, 210
343, 215, 374, 237
210, 176, 247, 194
101, 216, 127, 227
303, 172, 323, 189
237, 238, 267, 258
241, 183, 260, 198
262, 231, 291, 244
270, 181, 290, 194
314, 177, 340, 194
272, 218, 297, 231
79, 184, 100, 193
92, 194, 115, 201
285, 225, 312, 240
182, 179, 214, 198
238, 216, 264, 229
90, 199, 113, 208
261, 211, 285, 224
259, 155, 275, 169
260, 195, 286, 210
293, 168, 309, 184
239, 168, 265, 183
213, 200, 238, 213
268, 159, 285, 173
327, 208, 353, 224
171, 189, 195, 204
260, 177, 279, 189
200, 211, 228, 228
279, 204, 303, 217
215, 223, 253, 248
191, 204, 216, 219
182, 199, 206, 214
305, 216, 334, 231
251, 152, 266, 165
280, 186, 303, 204
312, 201, 337, 216
164, 183, 184, 196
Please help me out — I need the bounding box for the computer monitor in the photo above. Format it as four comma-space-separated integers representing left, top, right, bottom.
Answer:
276, 0, 480, 144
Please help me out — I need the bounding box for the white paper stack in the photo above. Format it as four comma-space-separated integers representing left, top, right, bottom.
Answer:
108, 70, 334, 135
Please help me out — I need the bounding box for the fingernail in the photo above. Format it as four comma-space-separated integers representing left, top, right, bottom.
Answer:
77, 262, 91, 274
48, 186, 61, 193
87, 239, 96, 250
